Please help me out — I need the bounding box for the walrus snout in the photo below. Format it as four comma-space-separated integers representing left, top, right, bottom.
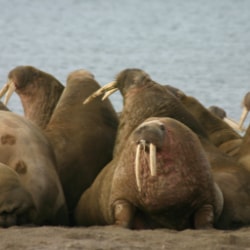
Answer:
133, 120, 165, 151
0, 186, 36, 228
0, 164, 36, 227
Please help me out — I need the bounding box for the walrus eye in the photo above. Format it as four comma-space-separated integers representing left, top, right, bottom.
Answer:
160, 124, 165, 131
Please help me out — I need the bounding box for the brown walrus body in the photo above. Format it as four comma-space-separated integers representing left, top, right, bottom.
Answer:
164, 85, 250, 229
45, 70, 118, 221
83, 68, 250, 230
75, 117, 223, 230
212, 159, 250, 229
0, 111, 68, 227
0, 65, 64, 129
165, 87, 242, 158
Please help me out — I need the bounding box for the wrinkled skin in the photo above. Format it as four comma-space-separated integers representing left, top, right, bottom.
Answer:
75, 117, 223, 230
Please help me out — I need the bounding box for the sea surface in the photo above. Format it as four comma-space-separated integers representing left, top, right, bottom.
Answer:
1, 0, 250, 125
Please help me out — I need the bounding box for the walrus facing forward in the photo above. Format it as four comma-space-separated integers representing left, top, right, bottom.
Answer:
75, 117, 223, 230
0, 111, 68, 227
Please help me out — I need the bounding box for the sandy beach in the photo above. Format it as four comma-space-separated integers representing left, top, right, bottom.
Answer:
1, 225, 250, 250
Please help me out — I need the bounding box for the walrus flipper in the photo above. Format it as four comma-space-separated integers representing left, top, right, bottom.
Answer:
194, 204, 214, 229
112, 199, 135, 228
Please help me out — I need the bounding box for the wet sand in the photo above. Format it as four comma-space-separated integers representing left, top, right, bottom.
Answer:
1, 225, 250, 250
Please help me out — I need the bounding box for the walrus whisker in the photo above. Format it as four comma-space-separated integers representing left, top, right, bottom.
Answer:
83, 81, 118, 104
149, 143, 157, 176
135, 144, 142, 192
3, 81, 16, 105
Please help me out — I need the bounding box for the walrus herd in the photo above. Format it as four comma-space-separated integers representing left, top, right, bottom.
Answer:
0, 66, 249, 231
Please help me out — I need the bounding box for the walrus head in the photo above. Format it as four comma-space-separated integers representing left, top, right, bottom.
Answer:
0, 163, 36, 227
0, 66, 40, 105
83, 69, 151, 104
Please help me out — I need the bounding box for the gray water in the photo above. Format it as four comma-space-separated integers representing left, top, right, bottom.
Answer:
1, 0, 250, 124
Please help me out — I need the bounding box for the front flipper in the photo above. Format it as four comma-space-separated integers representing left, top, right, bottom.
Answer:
112, 200, 135, 228
194, 204, 214, 229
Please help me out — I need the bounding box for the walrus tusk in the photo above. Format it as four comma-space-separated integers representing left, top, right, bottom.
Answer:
135, 143, 142, 192
149, 143, 157, 176
0, 81, 16, 105
238, 106, 248, 131
0, 83, 9, 99
83, 81, 118, 104
102, 88, 118, 100
223, 117, 246, 133
4, 81, 16, 105
135, 141, 157, 192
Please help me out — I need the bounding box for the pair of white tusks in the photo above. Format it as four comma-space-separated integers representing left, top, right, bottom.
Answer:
0, 81, 16, 105
135, 141, 157, 192
83, 81, 118, 104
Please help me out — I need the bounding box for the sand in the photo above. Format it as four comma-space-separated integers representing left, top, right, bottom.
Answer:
1, 225, 250, 250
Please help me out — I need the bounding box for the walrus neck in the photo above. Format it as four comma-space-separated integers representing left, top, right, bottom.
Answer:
20, 89, 59, 130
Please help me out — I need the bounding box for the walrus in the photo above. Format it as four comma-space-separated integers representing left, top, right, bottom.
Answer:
45, 69, 118, 223
164, 87, 242, 158
84, 68, 209, 155
83, 68, 250, 229
208, 105, 246, 132
0, 111, 68, 227
163, 87, 250, 228
0, 65, 64, 129
75, 117, 223, 230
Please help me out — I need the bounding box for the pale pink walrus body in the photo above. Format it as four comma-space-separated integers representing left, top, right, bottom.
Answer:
0, 111, 68, 227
